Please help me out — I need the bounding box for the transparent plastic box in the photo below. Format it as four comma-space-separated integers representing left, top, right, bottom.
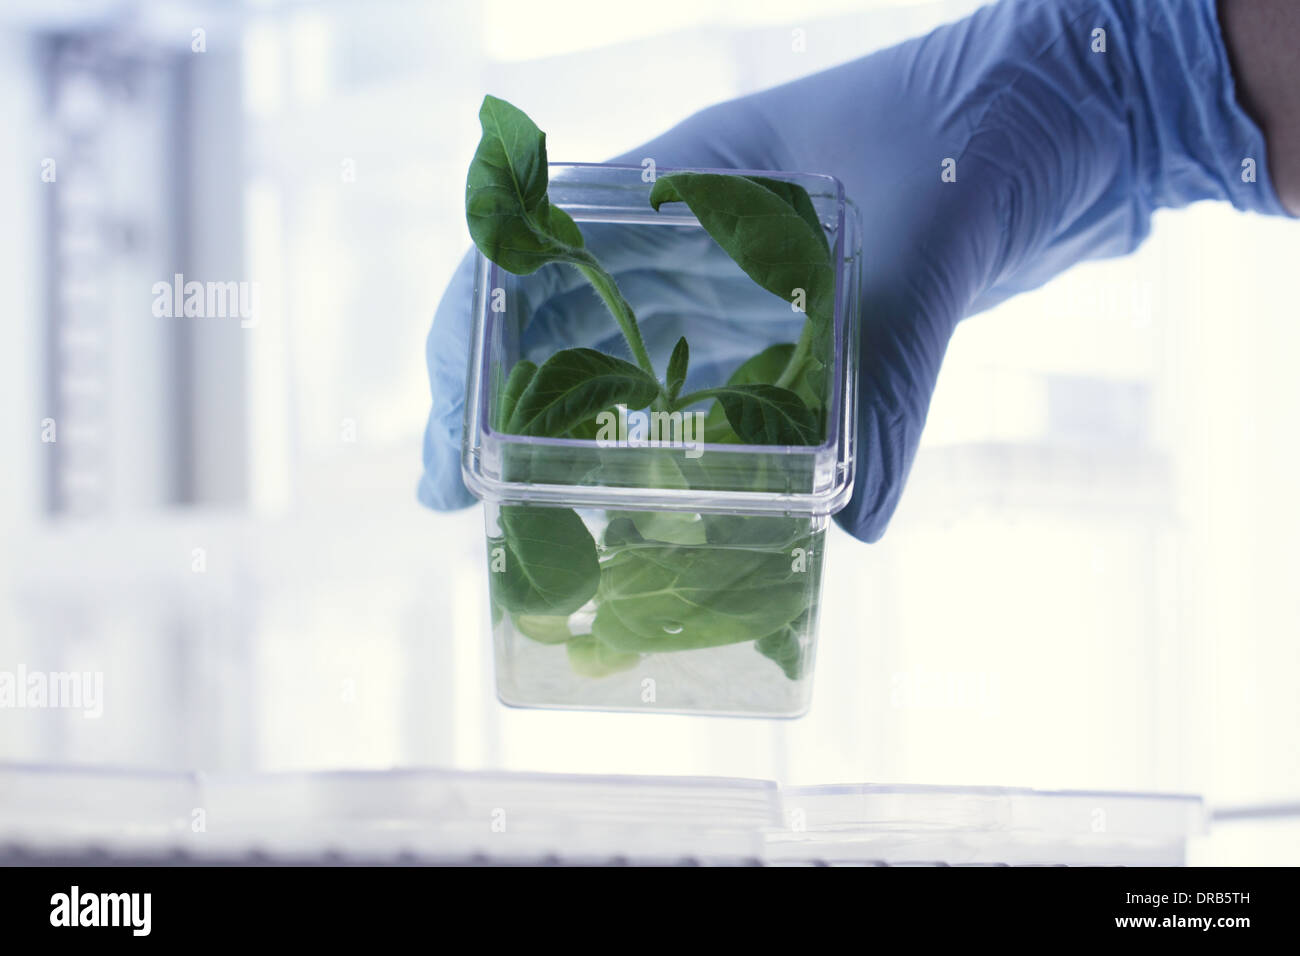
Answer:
0, 764, 780, 865
767, 784, 1207, 866
0, 765, 1205, 867
461, 164, 863, 717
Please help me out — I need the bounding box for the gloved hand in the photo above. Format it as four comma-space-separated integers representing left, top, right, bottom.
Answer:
421, 0, 1290, 542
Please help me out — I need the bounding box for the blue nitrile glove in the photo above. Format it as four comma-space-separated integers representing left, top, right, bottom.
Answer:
421, 0, 1291, 542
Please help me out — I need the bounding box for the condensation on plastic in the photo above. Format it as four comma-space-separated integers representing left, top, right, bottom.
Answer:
0, 765, 1204, 866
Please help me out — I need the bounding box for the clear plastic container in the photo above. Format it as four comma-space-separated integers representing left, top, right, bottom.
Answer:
0, 764, 779, 865
767, 784, 1207, 866
462, 164, 862, 717
0, 765, 1205, 866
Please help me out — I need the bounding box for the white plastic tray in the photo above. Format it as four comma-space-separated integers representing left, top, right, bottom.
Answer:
769, 783, 1205, 866
0, 764, 1203, 866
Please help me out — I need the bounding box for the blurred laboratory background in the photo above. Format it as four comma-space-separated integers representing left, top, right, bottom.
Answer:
0, 0, 1296, 864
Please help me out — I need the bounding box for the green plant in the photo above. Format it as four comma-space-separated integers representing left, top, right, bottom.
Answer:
469, 95, 831, 681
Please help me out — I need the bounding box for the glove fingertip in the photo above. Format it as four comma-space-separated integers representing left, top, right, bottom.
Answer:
418, 410, 475, 511
833, 501, 889, 544
417, 471, 475, 512
419, 249, 483, 513
833, 390, 917, 544
426, 252, 478, 372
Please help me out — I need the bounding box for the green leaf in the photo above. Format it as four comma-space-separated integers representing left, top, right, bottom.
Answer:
506, 348, 660, 438
743, 176, 830, 259
465, 95, 587, 275
727, 343, 799, 387
649, 173, 836, 415
710, 384, 819, 445
665, 336, 689, 404
495, 359, 537, 431
703, 515, 814, 550
567, 635, 640, 678
563, 405, 618, 440
490, 505, 599, 615
602, 516, 645, 548
464, 96, 659, 382
621, 455, 708, 545
512, 613, 574, 644
648, 172, 834, 328
755, 614, 812, 681
701, 344, 819, 442
631, 511, 708, 546
544, 203, 584, 249
591, 544, 809, 653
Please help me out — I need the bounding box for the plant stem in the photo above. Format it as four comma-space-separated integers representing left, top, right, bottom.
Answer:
774, 318, 815, 390
670, 386, 728, 411
571, 253, 668, 410
572, 255, 656, 378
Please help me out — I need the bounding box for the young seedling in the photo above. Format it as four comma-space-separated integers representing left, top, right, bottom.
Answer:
466, 94, 833, 680
466, 94, 832, 445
